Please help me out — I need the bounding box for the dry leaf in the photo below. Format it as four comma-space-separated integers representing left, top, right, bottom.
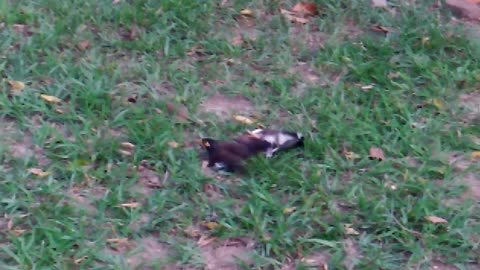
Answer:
28, 168, 50, 177
40, 94, 61, 104
425, 215, 448, 224
7, 80, 25, 94
202, 221, 220, 230
283, 207, 297, 214
74, 256, 88, 265
345, 151, 360, 160
240, 8, 254, 17
431, 98, 445, 110
12, 228, 26, 236
233, 115, 254, 125
77, 40, 91, 51
369, 147, 385, 161
344, 224, 360, 235
168, 141, 179, 148
292, 2, 318, 16
371, 25, 393, 33
371, 0, 388, 7
120, 142, 135, 150
280, 9, 310, 24
471, 151, 480, 159
361, 84, 374, 90
119, 202, 140, 208
117, 149, 132, 156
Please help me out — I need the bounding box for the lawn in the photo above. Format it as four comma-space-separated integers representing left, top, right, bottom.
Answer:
0, 0, 479, 269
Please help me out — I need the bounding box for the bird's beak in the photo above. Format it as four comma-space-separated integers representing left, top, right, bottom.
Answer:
201, 140, 210, 148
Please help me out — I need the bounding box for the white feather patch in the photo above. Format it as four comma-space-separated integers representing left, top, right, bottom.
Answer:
277, 133, 295, 145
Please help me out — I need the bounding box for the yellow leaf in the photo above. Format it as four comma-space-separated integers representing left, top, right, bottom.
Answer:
431, 98, 445, 110
425, 215, 448, 224
471, 151, 480, 159
168, 141, 179, 148
11, 228, 26, 236
119, 202, 140, 208
283, 207, 296, 214
28, 168, 50, 177
233, 115, 254, 125
7, 80, 25, 93
203, 221, 220, 230
40, 94, 61, 104
240, 8, 254, 16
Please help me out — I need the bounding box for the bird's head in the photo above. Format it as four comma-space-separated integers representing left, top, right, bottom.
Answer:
200, 138, 218, 152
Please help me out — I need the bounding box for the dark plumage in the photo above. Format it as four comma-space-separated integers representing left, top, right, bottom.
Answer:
200, 129, 304, 173
201, 134, 271, 173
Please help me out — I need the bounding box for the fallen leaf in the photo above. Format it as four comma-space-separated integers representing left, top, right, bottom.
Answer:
431, 98, 445, 110
55, 108, 64, 114
7, 80, 25, 94
202, 221, 220, 230
168, 141, 179, 148
28, 168, 50, 177
292, 2, 318, 16
283, 207, 297, 214
40, 94, 61, 104
184, 226, 202, 238
345, 151, 360, 160
120, 142, 135, 150
119, 202, 140, 208
117, 149, 133, 156
240, 8, 254, 17
361, 84, 374, 90
127, 94, 138, 103
11, 228, 26, 236
369, 147, 385, 161
371, 25, 393, 33
77, 40, 91, 51
425, 215, 448, 224
371, 0, 388, 7
471, 151, 480, 159
233, 115, 254, 125
344, 224, 360, 235
74, 256, 88, 265
280, 9, 310, 24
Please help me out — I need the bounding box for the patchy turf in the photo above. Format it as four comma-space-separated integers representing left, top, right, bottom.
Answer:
0, 0, 479, 269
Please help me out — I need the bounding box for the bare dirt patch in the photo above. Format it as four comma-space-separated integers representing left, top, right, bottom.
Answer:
343, 238, 362, 270
198, 93, 256, 121
67, 185, 107, 216
100, 237, 177, 269
132, 161, 166, 196
199, 237, 256, 270
0, 120, 50, 166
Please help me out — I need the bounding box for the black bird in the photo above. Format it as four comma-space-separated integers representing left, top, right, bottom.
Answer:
201, 133, 272, 173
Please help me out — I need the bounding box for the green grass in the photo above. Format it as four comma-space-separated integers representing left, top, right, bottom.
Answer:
0, 0, 479, 269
